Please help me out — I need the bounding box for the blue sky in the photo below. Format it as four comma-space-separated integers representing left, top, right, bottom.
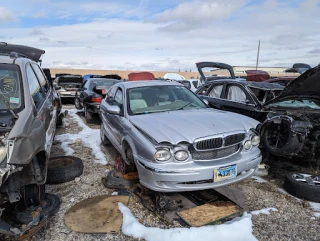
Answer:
0, 0, 319, 70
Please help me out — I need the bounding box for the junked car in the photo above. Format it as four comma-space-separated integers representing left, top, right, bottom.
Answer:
197, 61, 320, 160
259, 66, 320, 159
100, 81, 262, 192
0, 50, 60, 234
53, 74, 83, 99
75, 78, 121, 122
196, 79, 284, 122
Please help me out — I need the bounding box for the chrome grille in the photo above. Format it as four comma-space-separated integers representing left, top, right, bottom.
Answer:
195, 137, 223, 150
191, 144, 240, 160
225, 133, 246, 146
194, 132, 246, 151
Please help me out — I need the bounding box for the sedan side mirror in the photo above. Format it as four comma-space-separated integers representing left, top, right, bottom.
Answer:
55, 86, 62, 90
106, 104, 121, 115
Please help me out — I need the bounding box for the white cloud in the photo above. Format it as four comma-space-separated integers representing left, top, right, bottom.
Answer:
33, 10, 47, 18
30, 28, 44, 35
0, 7, 17, 24
155, 0, 246, 25
1, 0, 319, 70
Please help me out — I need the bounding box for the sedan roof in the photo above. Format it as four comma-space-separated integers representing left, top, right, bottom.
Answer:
117, 80, 182, 89
206, 78, 284, 90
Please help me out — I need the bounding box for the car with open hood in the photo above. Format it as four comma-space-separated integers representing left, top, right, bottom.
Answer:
100, 81, 262, 192
197, 62, 320, 160
259, 65, 320, 159
75, 78, 122, 122
0, 50, 60, 234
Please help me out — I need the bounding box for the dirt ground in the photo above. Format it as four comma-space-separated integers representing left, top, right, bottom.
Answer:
2, 105, 320, 241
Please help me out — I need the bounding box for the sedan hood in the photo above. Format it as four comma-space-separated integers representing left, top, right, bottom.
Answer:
265, 65, 320, 105
129, 109, 259, 144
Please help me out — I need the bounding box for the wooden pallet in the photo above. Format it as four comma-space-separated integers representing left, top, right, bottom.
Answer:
177, 201, 243, 227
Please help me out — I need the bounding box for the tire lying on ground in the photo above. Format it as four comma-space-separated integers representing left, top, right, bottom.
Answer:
102, 169, 138, 189
284, 172, 320, 202
12, 193, 61, 224
47, 156, 84, 184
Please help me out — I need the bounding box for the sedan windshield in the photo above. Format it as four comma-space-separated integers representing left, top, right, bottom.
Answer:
127, 85, 207, 115
268, 99, 320, 109
0, 64, 22, 110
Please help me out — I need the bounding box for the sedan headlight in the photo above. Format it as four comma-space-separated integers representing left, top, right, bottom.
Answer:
154, 149, 171, 162
244, 140, 252, 150
251, 135, 260, 146
174, 150, 189, 161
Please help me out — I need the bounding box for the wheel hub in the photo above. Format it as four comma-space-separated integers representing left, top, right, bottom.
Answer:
115, 156, 126, 174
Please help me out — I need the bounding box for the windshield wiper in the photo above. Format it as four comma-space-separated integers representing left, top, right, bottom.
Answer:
5, 101, 18, 119
176, 101, 195, 110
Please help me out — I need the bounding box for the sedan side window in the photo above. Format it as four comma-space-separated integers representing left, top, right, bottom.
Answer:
226, 85, 247, 103
197, 85, 210, 95
32, 64, 50, 93
84, 80, 91, 89
208, 84, 223, 98
106, 87, 117, 104
26, 65, 46, 109
114, 89, 123, 108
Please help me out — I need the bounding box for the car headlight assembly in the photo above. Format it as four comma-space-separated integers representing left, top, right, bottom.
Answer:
244, 140, 252, 150
251, 135, 260, 146
174, 150, 189, 161
154, 149, 171, 162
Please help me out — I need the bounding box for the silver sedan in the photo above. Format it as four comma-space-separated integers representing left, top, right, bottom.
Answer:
100, 81, 262, 192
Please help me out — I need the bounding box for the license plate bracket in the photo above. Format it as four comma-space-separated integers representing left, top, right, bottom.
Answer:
214, 165, 237, 182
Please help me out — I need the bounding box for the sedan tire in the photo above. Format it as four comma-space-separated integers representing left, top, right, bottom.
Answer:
100, 124, 110, 145
12, 193, 61, 224
102, 170, 137, 189
46, 156, 84, 184
74, 98, 83, 110
284, 172, 320, 202
84, 106, 93, 123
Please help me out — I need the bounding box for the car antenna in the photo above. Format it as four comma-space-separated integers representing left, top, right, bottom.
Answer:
5, 100, 19, 119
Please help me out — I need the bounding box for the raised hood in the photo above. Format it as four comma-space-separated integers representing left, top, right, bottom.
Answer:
0, 43, 45, 62
266, 65, 320, 105
129, 108, 259, 144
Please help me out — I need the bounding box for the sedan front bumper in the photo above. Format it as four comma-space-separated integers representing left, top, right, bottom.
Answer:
134, 148, 262, 192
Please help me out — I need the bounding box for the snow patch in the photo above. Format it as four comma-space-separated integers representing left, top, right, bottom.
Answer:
55, 109, 107, 164
118, 202, 258, 241
309, 202, 320, 217
63, 116, 69, 127
252, 176, 267, 183
251, 208, 278, 215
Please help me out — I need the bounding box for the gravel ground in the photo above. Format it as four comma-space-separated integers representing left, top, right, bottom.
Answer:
2, 105, 320, 241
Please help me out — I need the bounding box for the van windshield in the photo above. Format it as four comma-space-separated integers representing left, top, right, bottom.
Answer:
0, 64, 22, 110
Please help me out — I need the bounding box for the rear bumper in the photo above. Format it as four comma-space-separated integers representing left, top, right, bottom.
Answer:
134, 148, 262, 192
58, 91, 76, 98
86, 103, 100, 113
